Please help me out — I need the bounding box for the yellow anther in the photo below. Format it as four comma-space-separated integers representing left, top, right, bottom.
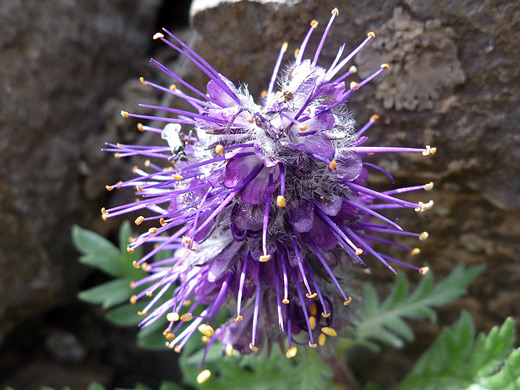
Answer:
249, 343, 258, 352
281, 42, 288, 52
106, 185, 114, 191
349, 81, 359, 90
277, 195, 286, 207
321, 312, 331, 318
235, 315, 243, 322
225, 344, 234, 356
174, 345, 182, 353
355, 248, 363, 255
145, 291, 153, 297
121, 110, 129, 118
367, 31, 376, 38
180, 313, 193, 322
167, 312, 180, 322
132, 260, 140, 268
137, 123, 144, 132
160, 218, 167, 227
381, 63, 390, 71
319, 333, 327, 346
419, 266, 430, 275
182, 236, 192, 244
309, 316, 316, 330
172, 175, 183, 180
101, 207, 107, 215
127, 247, 135, 254
135, 216, 145, 225
215, 144, 224, 154
261, 90, 268, 99
114, 152, 121, 159
183, 299, 192, 306
282, 298, 290, 305
148, 227, 158, 234
294, 48, 300, 59
198, 324, 215, 338
321, 327, 337, 337
247, 117, 255, 123
142, 262, 151, 271
309, 302, 318, 316
410, 248, 421, 256
306, 292, 317, 299
349, 65, 358, 74
197, 369, 211, 384
424, 182, 434, 191
310, 20, 319, 28
331, 8, 339, 16
140, 77, 147, 85
130, 295, 137, 304
166, 333, 175, 341
201, 335, 210, 344
132, 166, 139, 174
144, 159, 151, 167
299, 124, 308, 131
419, 232, 429, 241
286, 346, 298, 358
329, 160, 337, 170
136, 185, 143, 192
309, 342, 317, 348
370, 114, 379, 122
169, 84, 177, 91
130, 281, 135, 289
344, 297, 352, 306
137, 311, 147, 317
153, 32, 164, 40
422, 145, 437, 156
259, 254, 271, 262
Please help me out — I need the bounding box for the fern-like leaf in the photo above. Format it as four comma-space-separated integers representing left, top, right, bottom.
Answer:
351, 265, 484, 350
396, 312, 519, 390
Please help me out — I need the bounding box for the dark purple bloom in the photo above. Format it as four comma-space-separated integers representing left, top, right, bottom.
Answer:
103, 8, 434, 383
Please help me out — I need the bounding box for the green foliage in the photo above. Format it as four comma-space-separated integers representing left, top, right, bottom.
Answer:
396, 313, 519, 390
179, 337, 332, 390
73, 222, 171, 349
348, 265, 484, 351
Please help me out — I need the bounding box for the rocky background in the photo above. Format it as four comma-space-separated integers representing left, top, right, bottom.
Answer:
0, 0, 518, 388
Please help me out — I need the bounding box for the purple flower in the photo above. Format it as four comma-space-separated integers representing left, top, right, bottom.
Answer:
103, 8, 434, 383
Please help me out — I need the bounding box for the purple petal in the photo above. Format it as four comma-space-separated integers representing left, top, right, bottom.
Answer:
288, 201, 314, 233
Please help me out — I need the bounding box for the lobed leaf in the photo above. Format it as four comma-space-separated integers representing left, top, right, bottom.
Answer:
351, 265, 484, 351
396, 313, 519, 390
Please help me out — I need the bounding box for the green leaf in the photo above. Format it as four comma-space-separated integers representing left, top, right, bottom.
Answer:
86, 384, 106, 390
351, 265, 484, 351
158, 382, 185, 390
78, 278, 133, 309
396, 313, 520, 390
73, 225, 126, 276
106, 303, 145, 326
179, 339, 332, 390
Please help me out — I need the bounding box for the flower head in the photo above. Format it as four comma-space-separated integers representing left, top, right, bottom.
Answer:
104, 8, 434, 383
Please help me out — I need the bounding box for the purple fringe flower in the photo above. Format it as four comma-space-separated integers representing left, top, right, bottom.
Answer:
103, 8, 435, 384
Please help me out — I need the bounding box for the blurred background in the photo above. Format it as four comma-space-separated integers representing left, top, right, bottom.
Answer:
0, 0, 518, 388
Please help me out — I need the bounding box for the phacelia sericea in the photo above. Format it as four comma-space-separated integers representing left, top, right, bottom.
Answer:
103, 8, 435, 384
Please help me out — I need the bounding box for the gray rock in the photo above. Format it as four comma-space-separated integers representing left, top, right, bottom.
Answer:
0, 0, 161, 342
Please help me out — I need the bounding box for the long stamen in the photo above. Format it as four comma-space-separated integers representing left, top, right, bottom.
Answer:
268, 42, 288, 97
235, 253, 250, 322
296, 20, 319, 64
313, 8, 338, 65
305, 233, 351, 306
250, 266, 262, 352
289, 266, 316, 347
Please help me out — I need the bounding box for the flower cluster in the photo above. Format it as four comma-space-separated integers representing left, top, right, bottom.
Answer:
103, 8, 434, 384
